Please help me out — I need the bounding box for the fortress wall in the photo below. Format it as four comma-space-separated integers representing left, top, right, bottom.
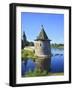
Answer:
34, 41, 51, 57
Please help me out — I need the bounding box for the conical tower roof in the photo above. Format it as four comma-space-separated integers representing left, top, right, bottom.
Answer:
35, 25, 51, 41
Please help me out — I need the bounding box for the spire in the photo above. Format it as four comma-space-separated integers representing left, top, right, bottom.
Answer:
35, 25, 51, 41
41, 25, 44, 30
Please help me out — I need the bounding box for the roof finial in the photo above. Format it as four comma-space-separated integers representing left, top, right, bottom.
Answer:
41, 25, 45, 31
41, 25, 44, 29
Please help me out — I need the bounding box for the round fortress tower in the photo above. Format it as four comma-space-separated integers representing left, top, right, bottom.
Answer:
34, 25, 51, 58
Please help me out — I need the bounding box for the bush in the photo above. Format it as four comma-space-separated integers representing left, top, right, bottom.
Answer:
21, 49, 37, 59
24, 69, 48, 77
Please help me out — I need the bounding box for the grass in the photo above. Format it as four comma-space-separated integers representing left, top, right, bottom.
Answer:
22, 69, 64, 77
21, 49, 38, 59
24, 69, 48, 77
48, 72, 64, 76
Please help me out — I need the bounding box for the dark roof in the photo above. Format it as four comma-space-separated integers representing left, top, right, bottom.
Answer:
35, 25, 51, 41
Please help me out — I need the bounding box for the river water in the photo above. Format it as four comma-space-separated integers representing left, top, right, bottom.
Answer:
21, 48, 64, 76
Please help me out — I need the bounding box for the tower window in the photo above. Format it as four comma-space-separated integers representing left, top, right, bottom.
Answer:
40, 43, 41, 46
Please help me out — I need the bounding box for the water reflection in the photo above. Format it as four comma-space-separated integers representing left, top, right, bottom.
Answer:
21, 49, 64, 77
22, 57, 51, 76
35, 57, 51, 74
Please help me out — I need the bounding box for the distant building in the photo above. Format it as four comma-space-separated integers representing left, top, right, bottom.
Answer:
34, 25, 51, 58
22, 31, 27, 49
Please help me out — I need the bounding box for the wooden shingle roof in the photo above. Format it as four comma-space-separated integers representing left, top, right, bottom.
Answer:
35, 25, 51, 41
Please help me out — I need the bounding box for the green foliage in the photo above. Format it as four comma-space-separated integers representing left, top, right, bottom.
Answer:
22, 70, 64, 77
21, 49, 37, 59
51, 43, 64, 49
24, 69, 48, 77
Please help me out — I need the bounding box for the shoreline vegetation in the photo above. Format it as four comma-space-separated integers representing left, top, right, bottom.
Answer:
22, 49, 38, 59
51, 44, 64, 49
21, 44, 64, 60
22, 70, 64, 77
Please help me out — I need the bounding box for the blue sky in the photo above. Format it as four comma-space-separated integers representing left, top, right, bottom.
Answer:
21, 12, 64, 44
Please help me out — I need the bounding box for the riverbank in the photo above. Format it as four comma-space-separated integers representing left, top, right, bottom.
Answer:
22, 72, 64, 77
22, 47, 64, 60
21, 49, 38, 59
48, 72, 64, 76
51, 44, 64, 49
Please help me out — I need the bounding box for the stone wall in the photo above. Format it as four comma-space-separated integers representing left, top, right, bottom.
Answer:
34, 41, 51, 57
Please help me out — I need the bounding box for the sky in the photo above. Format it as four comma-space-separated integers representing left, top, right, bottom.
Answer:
21, 12, 64, 44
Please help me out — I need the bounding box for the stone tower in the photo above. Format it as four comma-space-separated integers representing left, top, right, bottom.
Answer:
34, 25, 51, 58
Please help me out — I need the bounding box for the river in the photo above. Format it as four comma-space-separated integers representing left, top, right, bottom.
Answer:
21, 48, 64, 77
